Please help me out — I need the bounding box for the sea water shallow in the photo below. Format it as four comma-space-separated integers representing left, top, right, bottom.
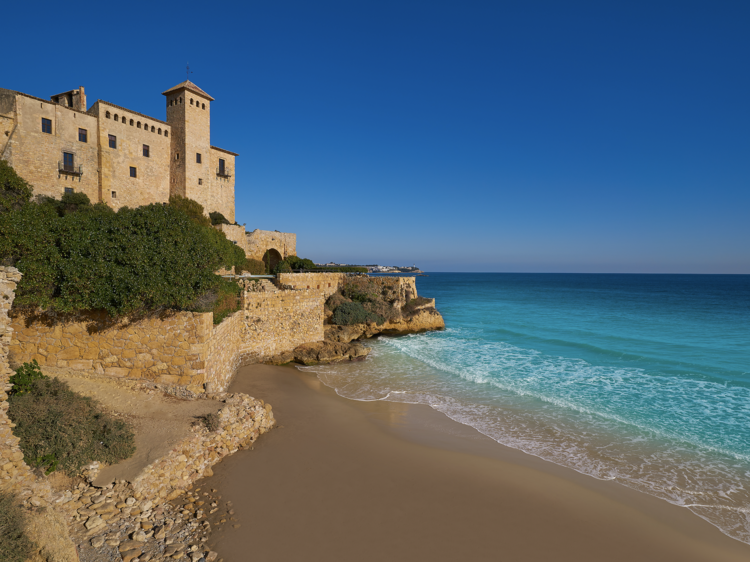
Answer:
301, 273, 750, 543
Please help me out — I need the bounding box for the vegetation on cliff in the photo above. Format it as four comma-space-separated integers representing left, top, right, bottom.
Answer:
7, 361, 135, 476
0, 163, 245, 318
325, 276, 421, 326
0, 491, 36, 562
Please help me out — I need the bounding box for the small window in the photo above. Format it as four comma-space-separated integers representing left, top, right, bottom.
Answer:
176, 153, 179, 160
218, 158, 225, 174
64, 187, 74, 195
137, 121, 141, 129
190, 98, 194, 105
114, 114, 119, 122
63, 152, 74, 170
41, 118, 52, 134
151, 126, 155, 132
130, 167, 137, 178
105, 111, 111, 119
164, 130, 168, 138
143, 145, 150, 157
202, 103, 205, 110
78, 128, 87, 142
198, 178, 203, 185
111, 191, 117, 198
158, 128, 162, 135
130, 119, 134, 126
108, 134, 117, 149
196, 153, 202, 164
179, 97, 182, 103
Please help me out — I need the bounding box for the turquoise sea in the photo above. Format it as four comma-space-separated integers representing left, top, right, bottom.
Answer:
302, 273, 750, 543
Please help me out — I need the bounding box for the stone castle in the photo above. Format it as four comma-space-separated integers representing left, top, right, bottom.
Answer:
0, 81, 293, 268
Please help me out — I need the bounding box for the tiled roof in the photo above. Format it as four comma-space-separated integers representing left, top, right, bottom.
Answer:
161, 80, 215, 101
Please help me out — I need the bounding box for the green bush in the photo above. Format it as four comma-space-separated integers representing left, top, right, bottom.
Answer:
7, 375, 135, 476
331, 301, 384, 326
209, 211, 230, 226
236, 258, 266, 276
273, 260, 292, 274
325, 292, 351, 312
187, 276, 241, 324
168, 194, 211, 227
9, 360, 47, 396
0, 491, 36, 562
0, 159, 33, 214
0, 197, 245, 317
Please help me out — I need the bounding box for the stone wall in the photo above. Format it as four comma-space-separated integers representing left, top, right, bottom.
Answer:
89, 101, 172, 211
240, 289, 324, 361
369, 275, 419, 304
9, 310, 213, 390
204, 311, 244, 392
245, 229, 297, 262
0, 267, 41, 499
0, 90, 101, 203
215, 223, 248, 254
209, 147, 236, 223
277, 272, 344, 298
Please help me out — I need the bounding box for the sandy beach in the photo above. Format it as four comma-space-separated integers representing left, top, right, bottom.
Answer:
203, 364, 750, 562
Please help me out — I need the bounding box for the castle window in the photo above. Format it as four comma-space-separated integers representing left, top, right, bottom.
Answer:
130, 167, 137, 178
143, 144, 150, 158
158, 128, 162, 135
114, 114, 119, 122
78, 128, 87, 143
137, 121, 141, 129
105, 111, 111, 119
63, 152, 74, 172
41, 118, 52, 134
202, 103, 205, 110
108, 134, 117, 149
179, 97, 182, 103
190, 99, 194, 105
151, 126, 155, 132
218, 158, 226, 175
196, 153, 202, 164
176, 153, 179, 160
130, 119, 134, 126
198, 178, 203, 185
111, 191, 117, 199
64, 187, 74, 195
164, 130, 168, 138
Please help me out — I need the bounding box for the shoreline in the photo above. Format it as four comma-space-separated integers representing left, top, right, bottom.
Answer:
204, 363, 750, 561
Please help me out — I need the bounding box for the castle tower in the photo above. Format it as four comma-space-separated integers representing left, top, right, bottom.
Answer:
162, 80, 214, 211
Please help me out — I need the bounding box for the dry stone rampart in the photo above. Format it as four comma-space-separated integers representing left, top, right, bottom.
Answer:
277, 272, 344, 298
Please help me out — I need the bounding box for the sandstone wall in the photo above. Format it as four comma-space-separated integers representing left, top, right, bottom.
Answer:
90, 101, 171, 210
1, 90, 101, 203
245, 229, 297, 262
9, 311, 213, 389
209, 147, 236, 223
240, 289, 324, 361
369, 275, 419, 304
204, 311, 244, 392
0, 267, 40, 498
277, 272, 344, 298
215, 223, 247, 254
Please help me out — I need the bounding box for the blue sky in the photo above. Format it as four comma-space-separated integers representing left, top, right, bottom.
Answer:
4, 1, 749, 272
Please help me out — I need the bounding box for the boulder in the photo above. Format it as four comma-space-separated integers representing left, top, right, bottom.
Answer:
292, 342, 370, 365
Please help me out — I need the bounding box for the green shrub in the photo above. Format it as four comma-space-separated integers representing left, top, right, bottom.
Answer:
331, 301, 384, 326
209, 211, 230, 226
236, 258, 266, 276
0, 159, 33, 214
0, 199, 244, 317
8, 376, 135, 476
168, 194, 211, 227
0, 491, 36, 562
325, 292, 351, 312
9, 360, 47, 396
187, 276, 241, 324
273, 260, 292, 274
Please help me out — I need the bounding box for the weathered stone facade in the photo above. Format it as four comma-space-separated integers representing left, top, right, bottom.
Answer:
245, 229, 297, 269
278, 272, 344, 297
0, 81, 236, 223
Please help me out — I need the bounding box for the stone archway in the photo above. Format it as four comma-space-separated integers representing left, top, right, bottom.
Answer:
262, 248, 283, 273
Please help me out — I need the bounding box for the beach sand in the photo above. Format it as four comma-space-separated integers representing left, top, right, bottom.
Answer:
204, 364, 750, 561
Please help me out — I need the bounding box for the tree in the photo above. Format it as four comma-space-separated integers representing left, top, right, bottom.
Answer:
168, 194, 211, 227
209, 211, 230, 225
0, 160, 33, 213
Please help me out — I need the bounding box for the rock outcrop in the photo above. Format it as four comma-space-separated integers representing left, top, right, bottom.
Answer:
325, 307, 445, 343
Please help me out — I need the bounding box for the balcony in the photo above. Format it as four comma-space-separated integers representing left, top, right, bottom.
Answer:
58, 161, 83, 176
216, 167, 232, 178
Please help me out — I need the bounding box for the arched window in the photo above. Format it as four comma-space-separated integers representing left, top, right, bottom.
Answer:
105, 111, 111, 118
158, 128, 162, 135
143, 122, 148, 130
151, 126, 155, 132
130, 119, 134, 126
114, 114, 119, 122
190, 98, 194, 105
202, 103, 205, 110
137, 121, 141, 129
164, 130, 168, 138
179, 97, 182, 104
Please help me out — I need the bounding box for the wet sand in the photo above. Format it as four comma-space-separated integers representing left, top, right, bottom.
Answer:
204, 364, 750, 561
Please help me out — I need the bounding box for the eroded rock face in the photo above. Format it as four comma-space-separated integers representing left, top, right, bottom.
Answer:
292, 342, 370, 366
325, 307, 445, 343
